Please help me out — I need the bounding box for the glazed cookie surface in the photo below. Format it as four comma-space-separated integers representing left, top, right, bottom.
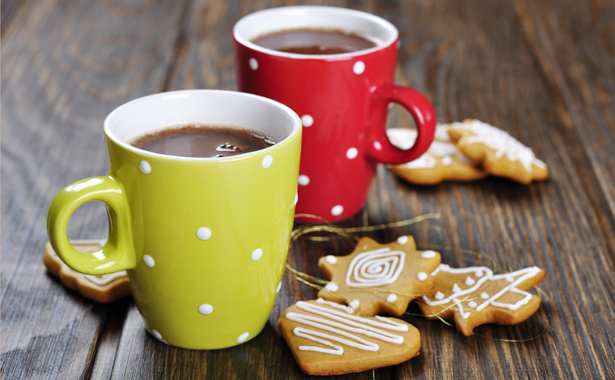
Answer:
417, 264, 545, 336
447, 119, 548, 184
317, 236, 441, 317
44, 241, 132, 303
387, 127, 487, 185
278, 299, 421, 376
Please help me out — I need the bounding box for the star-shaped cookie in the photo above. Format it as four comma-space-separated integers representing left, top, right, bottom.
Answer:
318, 236, 441, 317
417, 264, 546, 336
278, 299, 421, 376
387, 126, 487, 185
447, 119, 548, 184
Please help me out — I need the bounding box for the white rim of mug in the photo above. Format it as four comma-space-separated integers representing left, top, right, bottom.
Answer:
233, 6, 399, 60
103, 89, 302, 162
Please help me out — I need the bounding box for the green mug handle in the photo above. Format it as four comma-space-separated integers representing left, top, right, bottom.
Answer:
47, 175, 136, 275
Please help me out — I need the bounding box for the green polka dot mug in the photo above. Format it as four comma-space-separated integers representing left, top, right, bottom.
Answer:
47, 90, 302, 349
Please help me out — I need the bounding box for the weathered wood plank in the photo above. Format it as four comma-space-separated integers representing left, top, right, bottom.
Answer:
0, 0, 188, 378
513, 0, 615, 261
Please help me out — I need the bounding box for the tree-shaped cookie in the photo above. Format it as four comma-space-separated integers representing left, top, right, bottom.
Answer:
278, 299, 421, 376
417, 264, 546, 336
447, 119, 548, 184
318, 236, 441, 317
387, 126, 487, 185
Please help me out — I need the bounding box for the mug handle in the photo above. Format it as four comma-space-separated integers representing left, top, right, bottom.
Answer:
365, 83, 437, 165
47, 175, 136, 275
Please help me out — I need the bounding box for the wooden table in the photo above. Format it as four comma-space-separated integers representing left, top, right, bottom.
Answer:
2, 0, 615, 378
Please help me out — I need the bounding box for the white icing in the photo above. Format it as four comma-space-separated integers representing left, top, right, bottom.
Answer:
434, 124, 451, 141
345, 247, 405, 287
325, 282, 339, 292
350, 299, 361, 309
404, 153, 436, 169
450, 120, 545, 172
417, 272, 428, 281
421, 250, 437, 259
317, 298, 355, 313
387, 127, 480, 169
476, 270, 484, 277
325, 255, 338, 264
422, 265, 542, 319
397, 235, 409, 245
506, 275, 514, 282
387, 294, 397, 303
84, 271, 127, 286
286, 301, 408, 355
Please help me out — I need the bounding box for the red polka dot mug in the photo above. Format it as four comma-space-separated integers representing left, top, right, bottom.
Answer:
234, 6, 436, 222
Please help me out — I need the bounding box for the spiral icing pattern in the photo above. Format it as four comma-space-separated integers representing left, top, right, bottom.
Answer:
345, 248, 406, 287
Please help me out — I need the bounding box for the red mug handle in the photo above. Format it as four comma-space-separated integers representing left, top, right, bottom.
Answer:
365, 84, 436, 165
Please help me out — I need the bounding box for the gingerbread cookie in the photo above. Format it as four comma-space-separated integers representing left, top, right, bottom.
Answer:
447, 119, 548, 184
387, 127, 487, 185
417, 264, 545, 336
44, 241, 131, 303
278, 299, 421, 376
318, 236, 441, 317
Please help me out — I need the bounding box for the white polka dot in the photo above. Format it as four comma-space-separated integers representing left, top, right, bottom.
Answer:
374, 141, 382, 150
331, 205, 344, 216
421, 250, 437, 259
249, 58, 258, 70
199, 304, 213, 315
350, 299, 360, 309
301, 115, 313, 127
465, 276, 476, 286
139, 161, 151, 174
468, 301, 477, 308
346, 147, 358, 160
251, 248, 263, 261
481, 292, 489, 299
452, 283, 461, 292
143, 255, 155, 268
353, 61, 365, 75
387, 294, 397, 303
397, 236, 409, 245
237, 332, 250, 343
435, 291, 445, 300
197, 227, 212, 240
293, 193, 298, 206
276, 282, 282, 294
262, 155, 273, 169
325, 282, 338, 292
417, 272, 428, 281
298, 175, 310, 186
325, 255, 337, 264
442, 156, 452, 166
151, 329, 162, 340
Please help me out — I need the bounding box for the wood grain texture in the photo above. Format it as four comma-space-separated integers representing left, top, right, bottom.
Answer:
0, 0, 188, 378
2, 0, 615, 379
